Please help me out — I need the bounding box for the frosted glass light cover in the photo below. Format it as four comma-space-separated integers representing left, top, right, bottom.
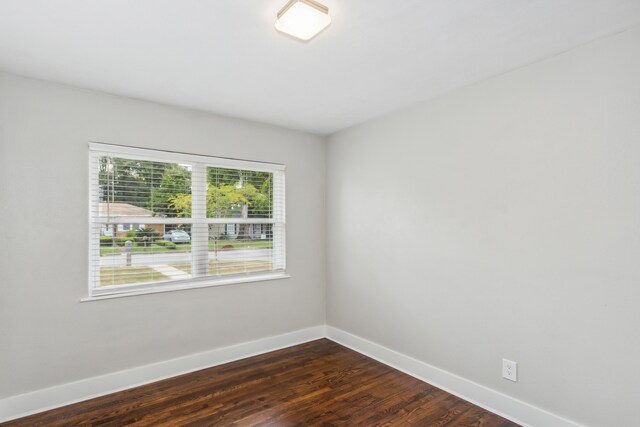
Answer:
275, 0, 331, 41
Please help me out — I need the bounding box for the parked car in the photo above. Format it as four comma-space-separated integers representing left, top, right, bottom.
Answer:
163, 229, 191, 243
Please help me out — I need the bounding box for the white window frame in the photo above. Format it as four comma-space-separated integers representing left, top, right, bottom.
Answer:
86, 142, 287, 300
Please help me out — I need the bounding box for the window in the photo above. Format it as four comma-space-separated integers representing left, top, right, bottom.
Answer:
118, 224, 143, 232
88, 143, 286, 298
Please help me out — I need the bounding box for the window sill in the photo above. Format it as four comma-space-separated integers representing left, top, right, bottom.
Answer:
80, 272, 291, 302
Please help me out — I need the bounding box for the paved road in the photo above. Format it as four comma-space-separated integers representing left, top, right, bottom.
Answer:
100, 248, 272, 267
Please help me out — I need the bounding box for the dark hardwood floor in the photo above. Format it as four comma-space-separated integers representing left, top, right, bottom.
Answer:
3, 339, 519, 426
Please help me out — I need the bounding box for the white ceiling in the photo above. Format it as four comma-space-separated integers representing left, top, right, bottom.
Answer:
1, 0, 639, 134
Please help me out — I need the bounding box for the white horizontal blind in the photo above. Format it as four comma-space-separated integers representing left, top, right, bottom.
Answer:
88, 143, 286, 297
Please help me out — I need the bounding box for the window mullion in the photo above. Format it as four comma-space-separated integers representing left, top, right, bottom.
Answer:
191, 163, 208, 277
273, 170, 285, 271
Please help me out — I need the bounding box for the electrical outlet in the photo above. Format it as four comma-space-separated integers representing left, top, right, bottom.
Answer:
502, 359, 517, 382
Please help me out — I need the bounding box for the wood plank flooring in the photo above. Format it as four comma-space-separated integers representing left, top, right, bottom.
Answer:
3, 339, 520, 426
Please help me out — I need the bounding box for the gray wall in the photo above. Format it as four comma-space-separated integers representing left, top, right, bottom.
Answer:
0, 71, 325, 398
326, 27, 640, 427
2, 25, 639, 427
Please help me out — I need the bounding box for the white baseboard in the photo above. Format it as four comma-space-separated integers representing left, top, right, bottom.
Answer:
0, 325, 582, 427
325, 326, 581, 427
0, 325, 325, 422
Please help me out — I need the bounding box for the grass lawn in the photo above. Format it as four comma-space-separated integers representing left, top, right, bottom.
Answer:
100, 266, 168, 286
99, 260, 272, 286
100, 240, 272, 256
174, 260, 272, 276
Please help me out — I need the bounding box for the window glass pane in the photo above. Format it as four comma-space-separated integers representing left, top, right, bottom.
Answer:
205, 167, 273, 219
99, 156, 192, 218
97, 223, 192, 287
198, 224, 274, 278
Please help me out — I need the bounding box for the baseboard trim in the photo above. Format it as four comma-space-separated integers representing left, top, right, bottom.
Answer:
1, 325, 582, 426
0, 325, 325, 422
325, 326, 581, 427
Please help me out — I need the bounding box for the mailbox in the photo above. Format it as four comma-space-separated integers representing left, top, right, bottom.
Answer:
125, 240, 133, 266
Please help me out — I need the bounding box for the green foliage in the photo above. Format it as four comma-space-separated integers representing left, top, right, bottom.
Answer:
154, 239, 177, 249
135, 227, 160, 242
124, 227, 160, 243
170, 183, 262, 218
99, 157, 169, 209
169, 193, 193, 218
125, 229, 139, 238
207, 183, 251, 217
100, 236, 113, 246
114, 237, 130, 246
206, 168, 272, 217
251, 175, 272, 217
150, 165, 191, 217
100, 236, 131, 247
99, 158, 273, 223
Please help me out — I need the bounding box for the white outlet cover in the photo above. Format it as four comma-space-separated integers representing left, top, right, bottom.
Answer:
502, 359, 518, 382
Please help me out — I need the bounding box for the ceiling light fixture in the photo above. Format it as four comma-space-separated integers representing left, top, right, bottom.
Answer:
275, 0, 331, 41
